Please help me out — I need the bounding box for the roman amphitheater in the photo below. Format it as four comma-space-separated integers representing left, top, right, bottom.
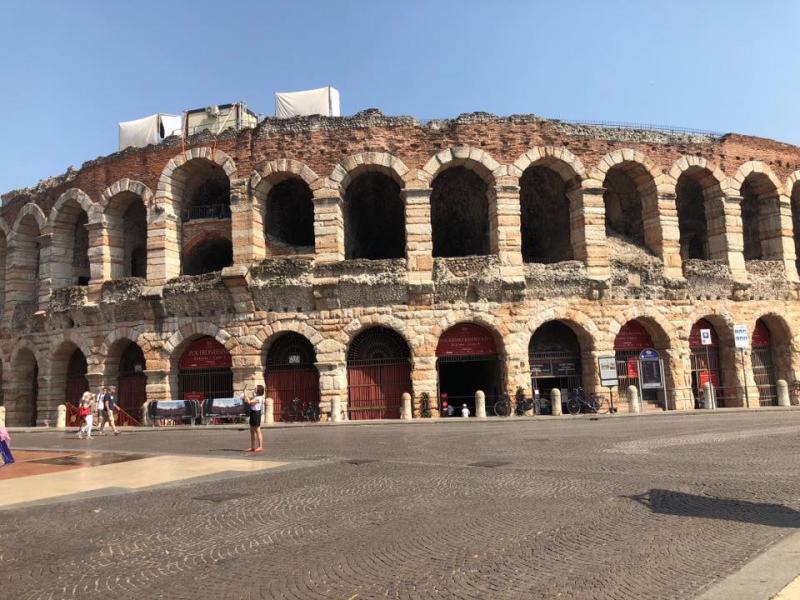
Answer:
1, 110, 799, 426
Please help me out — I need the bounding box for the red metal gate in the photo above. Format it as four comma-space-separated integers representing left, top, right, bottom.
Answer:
266, 367, 320, 422
347, 359, 411, 420
118, 374, 146, 423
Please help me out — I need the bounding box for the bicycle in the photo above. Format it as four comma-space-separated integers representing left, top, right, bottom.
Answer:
566, 387, 607, 415
492, 395, 534, 417
282, 397, 319, 422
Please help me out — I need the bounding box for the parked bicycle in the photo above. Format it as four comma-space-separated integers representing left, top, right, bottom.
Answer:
282, 397, 319, 422
492, 394, 534, 417
566, 387, 607, 415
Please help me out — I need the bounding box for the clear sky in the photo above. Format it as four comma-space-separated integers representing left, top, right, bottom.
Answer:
1, 0, 797, 193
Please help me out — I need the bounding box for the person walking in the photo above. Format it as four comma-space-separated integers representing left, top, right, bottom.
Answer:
0, 425, 14, 466
77, 391, 95, 439
243, 385, 264, 453
99, 386, 119, 435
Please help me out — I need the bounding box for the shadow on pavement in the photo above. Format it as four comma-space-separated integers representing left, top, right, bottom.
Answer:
628, 489, 800, 528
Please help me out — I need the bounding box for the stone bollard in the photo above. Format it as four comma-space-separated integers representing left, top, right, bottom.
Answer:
475, 390, 486, 419
702, 382, 715, 410
777, 380, 791, 407
0, 406, 5, 428
627, 385, 640, 414
141, 402, 150, 426
56, 405, 67, 429
551, 389, 562, 416
330, 396, 342, 423
401, 392, 412, 420
264, 397, 274, 425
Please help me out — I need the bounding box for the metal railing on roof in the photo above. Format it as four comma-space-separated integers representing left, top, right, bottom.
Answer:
555, 119, 726, 138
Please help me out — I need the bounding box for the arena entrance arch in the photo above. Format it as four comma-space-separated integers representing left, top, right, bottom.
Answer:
11, 349, 38, 426
264, 333, 320, 422
529, 322, 582, 411
116, 342, 147, 422
614, 320, 665, 410
66, 348, 89, 407
346, 327, 412, 420
177, 336, 233, 402
751, 319, 777, 406
436, 323, 502, 416
689, 319, 723, 408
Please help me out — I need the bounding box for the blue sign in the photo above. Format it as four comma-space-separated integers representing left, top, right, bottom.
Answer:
639, 348, 660, 361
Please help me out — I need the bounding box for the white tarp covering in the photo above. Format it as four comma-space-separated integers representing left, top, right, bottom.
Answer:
274, 87, 340, 118
118, 113, 182, 150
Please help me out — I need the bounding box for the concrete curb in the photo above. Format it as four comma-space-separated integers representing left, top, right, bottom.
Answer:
7, 405, 800, 434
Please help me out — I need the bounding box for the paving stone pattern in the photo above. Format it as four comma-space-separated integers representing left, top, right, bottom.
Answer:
5, 412, 800, 599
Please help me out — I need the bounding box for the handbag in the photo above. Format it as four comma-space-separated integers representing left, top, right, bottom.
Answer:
79, 405, 90, 418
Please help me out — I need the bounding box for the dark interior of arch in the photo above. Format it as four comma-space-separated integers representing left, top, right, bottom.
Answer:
529, 321, 580, 354
124, 199, 147, 278
740, 180, 763, 260
520, 166, 572, 263
73, 211, 90, 285
183, 161, 231, 217
604, 168, 645, 246
266, 333, 317, 367
182, 238, 233, 275
344, 172, 405, 260
119, 342, 146, 375
676, 174, 709, 260
347, 327, 410, 362
67, 348, 88, 378
266, 178, 315, 248
792, 185, 800, 271
431, 167, 490, 257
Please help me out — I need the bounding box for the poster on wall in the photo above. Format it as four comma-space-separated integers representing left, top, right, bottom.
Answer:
179, 337, 232, 370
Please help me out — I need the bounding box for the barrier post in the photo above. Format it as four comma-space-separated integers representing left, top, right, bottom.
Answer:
264, 398, 275, 425
141, 402, 150, 426
56, 405, 67, 429
0, 406, 5, 427
627, 385, 640, 414
551, 389, 562, 416
475, 390, 486, 419
777, 380, 790, 407
331, 396, 342, 423
401, 392, 412, 420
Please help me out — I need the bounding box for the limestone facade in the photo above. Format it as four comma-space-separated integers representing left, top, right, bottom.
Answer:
2, 111, 800, 426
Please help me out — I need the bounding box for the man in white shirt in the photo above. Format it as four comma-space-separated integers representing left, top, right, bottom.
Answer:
461, 404, 470, 418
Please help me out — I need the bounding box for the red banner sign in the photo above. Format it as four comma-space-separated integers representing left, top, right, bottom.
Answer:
179, 336, 232, 370
436, 323, 497, 357
699, 370, 719, 387
752, 320, 771, 348
689, 319, 719, 349
614, 321, 654, 351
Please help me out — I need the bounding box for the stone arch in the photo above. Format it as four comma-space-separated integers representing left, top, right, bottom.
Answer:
420, 146, 503, 186
684, 312, 737, 407
6, 341, 41, 426
47, 189, 95, 288
101, 180, 153, 279
514, 148, 586, 263
100, 179, 154, 216
726, 162, 784, 262
728, 161, 785, 197
0, 217, 10, 310
12, 202, 47, 233
8, 203, 46, 313
591, 150, 662, 255
255, 321, 325, 360
342, 314, 415, 359
98, 325, 151, 368
155, 147, 237, 216
524, 309, 599, 352
786, 173, 800, 273
163, 322, 235, 357
330, 152, 410, 191
609, 308, 677, 350
751, 312, 794, 404
46, 188, 96, 227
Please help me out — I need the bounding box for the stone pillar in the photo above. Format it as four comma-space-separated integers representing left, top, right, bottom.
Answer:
475, 390, 486, 419
403, 187, 433, 282
144, 368, 170, 402
411, 356, 438, 418
232, 361, 263, 398
86, 219, 110, 301
316, 361, 347, 422
401, 392, 412, 420
86, 371, 104, 397
550, 388, 562, 416
627, 385, 640, 413
702, 381, 715, 409
777, 379, 791, 407
264, 397, 274, 424
646, 189, 683, 279
313, 188, 345, 263
717, 194, 748, 282
141, 402, 150, 426
36, 232, 53, 309
148, 212, 180, 285
730, 349, 759, 408
572, 184, 610, 280
330, 396, 342, 423
492, 179, 524, 281
230, 178, 264, 265
56, 404, 67, 429
769, 196, 799, 282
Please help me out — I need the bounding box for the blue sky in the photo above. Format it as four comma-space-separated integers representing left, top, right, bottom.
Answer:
0, 0, 797, 192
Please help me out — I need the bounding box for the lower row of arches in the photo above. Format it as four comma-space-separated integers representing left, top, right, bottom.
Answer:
4, 314, 794, 426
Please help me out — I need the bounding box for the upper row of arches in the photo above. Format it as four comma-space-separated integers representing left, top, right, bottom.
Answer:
2, 146, 800, 307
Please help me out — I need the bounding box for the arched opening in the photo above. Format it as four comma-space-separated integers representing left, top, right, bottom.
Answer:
791, 183, 800, 272
9, 213, 41, 313
264, 333, 320, 422
65, 348, 89, 408
175, 336, 233, 404
105, 340, 147, 423
347, 327, 412, 420
51, 200, 90, 288
344, 172, 405, 260
265, 178, 315, 253
614, 320, 668, 411
603, 163, 655, 252
107, 192, 148, 279
520, 166, 573, 263
740, 174, 780, 261
177, 159, 233, 275
676, 172, 710, 260
436, 323, 502, 416
182, 237, 233, 276
751, 319, 778, 406
431, 167, 491, 257
529, 322, 582, 412
8, 349, 38, 426
689, 319, 723, 408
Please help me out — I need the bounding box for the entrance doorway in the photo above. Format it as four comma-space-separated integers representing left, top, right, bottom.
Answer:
436, 323, 502, 416
265, 333, 320, 422
689, 319, 723, 408
66, 349, 89, 407
177, 336, 233, 403
614, 320, 663, 410
751, 319, 777, 406
117, 342, 147, 422
346, 327, 412, 420
529, 322, 582, 413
